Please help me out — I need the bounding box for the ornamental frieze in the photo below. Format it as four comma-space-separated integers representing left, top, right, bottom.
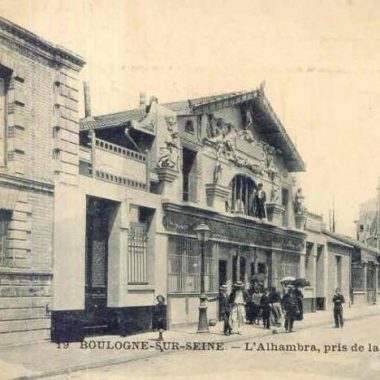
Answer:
163, 210, 304, 251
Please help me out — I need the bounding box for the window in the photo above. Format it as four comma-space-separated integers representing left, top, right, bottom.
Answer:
336, 256, 342, 289
127, 207, 153, 284
227, 175, 257, 216
352, 264, 365, 290
168, 236, 217, 293
233, 256, 246, 283
128, 223, 148, 284
0, 76, 7, 167
279, 252, 299, 279
282, 188, 289, 226
0, 210, 11, 265
185, 120, 194, 134
182, 147, 197, 202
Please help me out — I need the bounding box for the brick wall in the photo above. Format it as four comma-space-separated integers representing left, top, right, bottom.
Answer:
0, 18, 84, 346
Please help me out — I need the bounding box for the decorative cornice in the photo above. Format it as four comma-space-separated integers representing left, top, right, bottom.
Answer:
0, 17, 85, 70
0, 172, 54, 194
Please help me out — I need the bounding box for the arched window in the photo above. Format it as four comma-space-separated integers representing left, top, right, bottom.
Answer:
226, 174, 257, 216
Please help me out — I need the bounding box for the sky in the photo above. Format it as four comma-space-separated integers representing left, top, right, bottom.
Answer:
1, 0, 380, 237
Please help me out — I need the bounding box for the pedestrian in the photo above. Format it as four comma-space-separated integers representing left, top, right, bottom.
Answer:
229, 282, 246, 334
282, 286, 297, 333
269, 286, 283, 326
294, 285, 304, 321
252, 288, 262, 325
152, 295, 166, 341
333, 288, 345, 328
254, 183, 266, 219
245, 285, 255, 324
260, 288, 271, 329
209, 285, 232, 335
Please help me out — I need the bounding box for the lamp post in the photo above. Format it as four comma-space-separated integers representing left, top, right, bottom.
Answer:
195, 223, 211, 333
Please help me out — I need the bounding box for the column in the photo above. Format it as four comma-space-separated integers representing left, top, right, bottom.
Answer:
236, 246, 240, 283
374, 264, 378, 305
271, 250, 280, 289
364, 264, 367, 303
299, 253, 306, 278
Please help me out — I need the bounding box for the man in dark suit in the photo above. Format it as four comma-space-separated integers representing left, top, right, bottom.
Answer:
255, 183, 266, 219
333, 288, 345, 328
260, 288, 271, 329
209, 285, 232, 335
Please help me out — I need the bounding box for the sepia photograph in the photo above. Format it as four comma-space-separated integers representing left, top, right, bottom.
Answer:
0, 0, 380, 379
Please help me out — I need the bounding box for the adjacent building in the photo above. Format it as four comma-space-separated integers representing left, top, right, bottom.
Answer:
0, 17, 85, 345
323, 231, 380, 306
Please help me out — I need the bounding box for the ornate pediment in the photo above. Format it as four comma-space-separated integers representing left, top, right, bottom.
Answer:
203, 112, 281, 180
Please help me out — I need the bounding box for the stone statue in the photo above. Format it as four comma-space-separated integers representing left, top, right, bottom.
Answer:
239, 107, 256, 143
294, 188, 305, 214
270, 185, 280, 203
157, 146, 176, 168
157, 115, 179, 169
213, 162, 223, 183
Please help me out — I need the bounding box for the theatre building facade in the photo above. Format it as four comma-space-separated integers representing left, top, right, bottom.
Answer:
51, 84, 311, 340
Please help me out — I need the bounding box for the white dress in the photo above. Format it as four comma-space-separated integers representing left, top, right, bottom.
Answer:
230, 289, 246, 334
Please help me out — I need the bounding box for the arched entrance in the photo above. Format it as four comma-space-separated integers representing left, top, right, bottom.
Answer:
227, 174, 257, 216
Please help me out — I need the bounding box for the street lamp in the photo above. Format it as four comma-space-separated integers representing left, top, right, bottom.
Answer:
195, 223, 211, 333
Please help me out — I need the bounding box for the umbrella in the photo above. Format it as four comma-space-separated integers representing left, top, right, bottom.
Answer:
293, 278, 310, 288
280, 276, 295, 285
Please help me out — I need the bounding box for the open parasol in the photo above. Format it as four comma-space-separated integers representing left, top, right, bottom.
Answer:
293, 278, 311, 288
280, 276, 296, 285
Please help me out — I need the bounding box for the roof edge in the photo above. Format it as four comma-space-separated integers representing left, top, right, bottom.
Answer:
0, 17, 85, 68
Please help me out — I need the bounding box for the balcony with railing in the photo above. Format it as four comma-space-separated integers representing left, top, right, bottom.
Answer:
79, 137, 148, 191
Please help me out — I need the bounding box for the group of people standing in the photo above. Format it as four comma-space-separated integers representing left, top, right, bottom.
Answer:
213, 282, 304, 335
151, 285, 345, 341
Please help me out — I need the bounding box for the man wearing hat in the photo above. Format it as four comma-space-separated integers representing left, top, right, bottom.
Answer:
209, 285, 232, 335
282, 285, 297, 332
255, 183, 266, 219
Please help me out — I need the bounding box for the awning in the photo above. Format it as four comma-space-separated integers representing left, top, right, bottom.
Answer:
0, 188, 20, 210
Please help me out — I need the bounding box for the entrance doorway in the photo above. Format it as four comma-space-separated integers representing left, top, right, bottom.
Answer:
84, 197, 118, 334
219, 260, 227, 287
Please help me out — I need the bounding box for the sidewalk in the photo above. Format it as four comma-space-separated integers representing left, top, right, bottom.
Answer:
1, 304, 379, 380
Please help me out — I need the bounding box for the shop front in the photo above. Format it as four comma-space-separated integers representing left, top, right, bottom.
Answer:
163, 202, 306, 328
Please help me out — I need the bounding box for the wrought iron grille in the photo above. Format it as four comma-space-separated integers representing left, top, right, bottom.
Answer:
168, 236, 217, 293
279, 252, 300, 279
128, 222, 148, 284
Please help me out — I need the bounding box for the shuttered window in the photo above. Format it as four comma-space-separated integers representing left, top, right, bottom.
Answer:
0, 77, 6, 167
0, 210, 11, 265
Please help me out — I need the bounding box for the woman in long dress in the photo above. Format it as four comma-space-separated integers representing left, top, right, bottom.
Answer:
229, 282, 246, 334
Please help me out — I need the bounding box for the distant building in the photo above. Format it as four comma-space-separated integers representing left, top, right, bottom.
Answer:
323, 231, 380, 306
305, 212, 352, 312
355, 179, 380, 248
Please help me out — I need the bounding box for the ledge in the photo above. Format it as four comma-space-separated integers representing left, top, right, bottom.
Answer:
127, 284, 155, 291
0, 267, 53, 275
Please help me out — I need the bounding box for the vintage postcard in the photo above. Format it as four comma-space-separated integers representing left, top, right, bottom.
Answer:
0, 1, 379, 379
